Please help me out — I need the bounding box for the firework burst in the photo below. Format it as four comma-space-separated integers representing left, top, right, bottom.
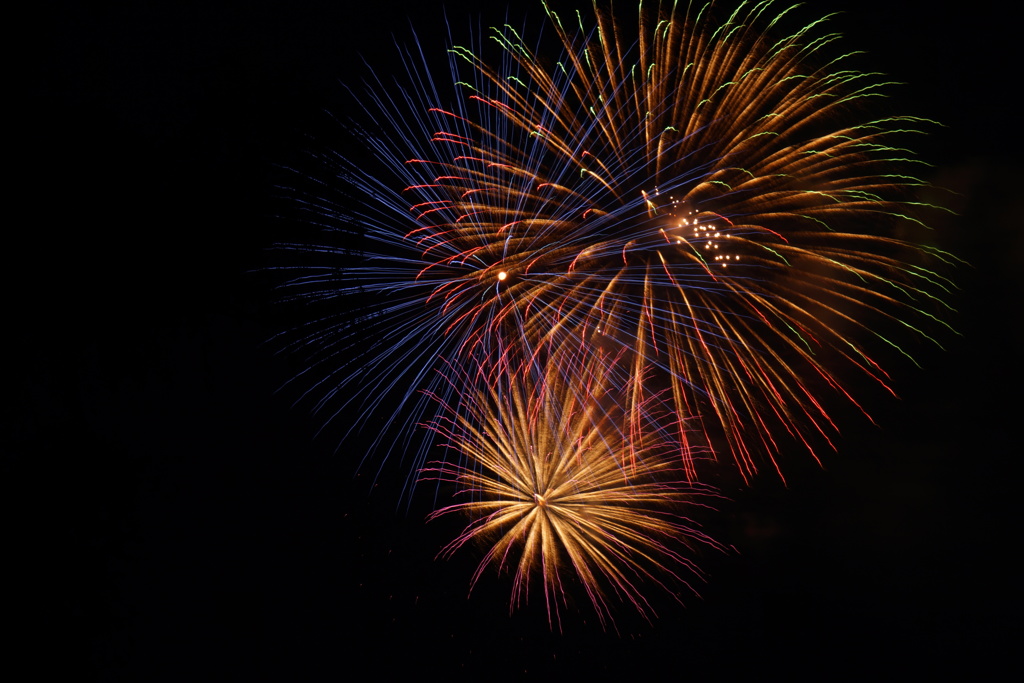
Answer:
407, 0, 959, 481
421, 349, 721, 629
275, 0, 955, 485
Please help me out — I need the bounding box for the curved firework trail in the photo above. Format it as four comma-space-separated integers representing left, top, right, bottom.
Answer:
274, 0, 956, 489
421, 349, 722, 630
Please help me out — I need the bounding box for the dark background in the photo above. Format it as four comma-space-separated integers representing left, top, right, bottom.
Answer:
11, 0, 1020, 679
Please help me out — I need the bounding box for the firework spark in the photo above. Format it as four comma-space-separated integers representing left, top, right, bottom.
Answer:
275, 0, 955, 487
421, 350, 721, 629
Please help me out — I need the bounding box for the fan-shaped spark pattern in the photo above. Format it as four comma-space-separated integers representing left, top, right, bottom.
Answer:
277, 1, 953, 484
389, 0, 956, 480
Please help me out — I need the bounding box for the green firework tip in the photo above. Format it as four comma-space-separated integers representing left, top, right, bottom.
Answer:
543, 2, 565, 34
492, 29, 530, 60
915, 309, 959, 336
800, 32, 844, 58
896, 319, 946, 353
886, 212, 930, 229
829, 257, 869, 284
889, 115, 944, 127
652, 17, 671, 40
879, 173, 928, 184
738, 66, 766, 83
694, 1, 710, 26
821, 51, 866, 71
712, 80, 738, 97
503, 23, 526, 45
778, 73, 811, 85
902, 274, 959, 312
797, 213, 833, 231
757, 244, 791, 265
687, 243, 712, 269
843, 338, 877, 367
447, 46, 478, 65
747, 0, 779, 25
824, 71, 885, 89
836, 91, 889, 105
802, 190, 842, 204
843, 81, 902, 97
797, 12, 842, 40
717, 0, 744, 33
874, 125, 931, 136
918, 246, 968, 268
723, 23, 748, 44
874, 333, 924, 367
901, 201, 957, 216
777, 314, 815, 353
844, 190, 884, 202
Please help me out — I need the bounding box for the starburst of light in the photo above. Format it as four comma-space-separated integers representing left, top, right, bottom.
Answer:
421, 350, 722, 629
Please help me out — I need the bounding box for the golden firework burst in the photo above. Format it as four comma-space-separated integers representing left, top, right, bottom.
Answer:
423, 351, 721, 629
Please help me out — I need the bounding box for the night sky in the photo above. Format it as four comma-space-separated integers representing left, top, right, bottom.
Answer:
12, 1, 1021, 679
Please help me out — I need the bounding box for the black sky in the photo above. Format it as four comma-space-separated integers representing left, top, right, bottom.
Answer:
11, 1, 1021, 679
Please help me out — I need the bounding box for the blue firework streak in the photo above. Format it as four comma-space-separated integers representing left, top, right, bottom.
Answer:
272, 0, 956, 493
